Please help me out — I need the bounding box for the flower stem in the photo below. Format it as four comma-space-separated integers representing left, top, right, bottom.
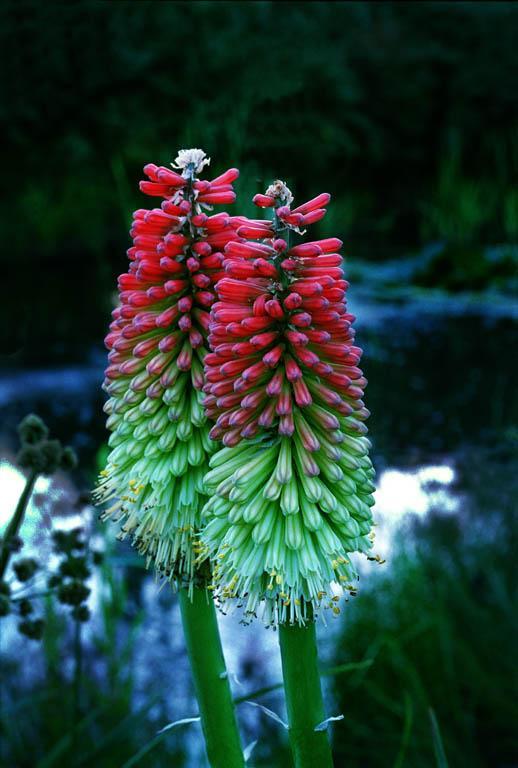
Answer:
278, 618, 334, 768
0, 469, 38, 579
178, 587, 244, 768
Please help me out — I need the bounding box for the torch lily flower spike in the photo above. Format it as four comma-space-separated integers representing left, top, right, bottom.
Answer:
200, 180, 376, 626
95, 149, 241, 586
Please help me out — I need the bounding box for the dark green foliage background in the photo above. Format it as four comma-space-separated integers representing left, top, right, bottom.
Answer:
1, 0, 517, 362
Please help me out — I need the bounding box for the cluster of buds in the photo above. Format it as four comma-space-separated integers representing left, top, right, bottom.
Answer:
95, 149, 241, 585
0, 416, 97, 640
16, 414, 77, 474
199, 181, 376, 625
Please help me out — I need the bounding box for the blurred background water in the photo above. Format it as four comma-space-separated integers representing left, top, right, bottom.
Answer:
1, 2, 517, 767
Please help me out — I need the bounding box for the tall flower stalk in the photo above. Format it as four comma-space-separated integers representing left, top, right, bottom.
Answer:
200, 181, 376, 765
96, 149, 244, 768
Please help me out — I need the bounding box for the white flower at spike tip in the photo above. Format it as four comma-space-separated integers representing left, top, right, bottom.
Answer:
265, 179, 294, 205
173, 148, 211, 175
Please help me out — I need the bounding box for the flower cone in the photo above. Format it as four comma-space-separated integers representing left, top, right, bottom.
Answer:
200, 181, 376, 624
96, 149, 241, 586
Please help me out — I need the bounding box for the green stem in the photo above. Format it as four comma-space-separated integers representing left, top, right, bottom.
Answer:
178, 587, 244, 768
0, 470, 38, 579
279, 618, 334, 768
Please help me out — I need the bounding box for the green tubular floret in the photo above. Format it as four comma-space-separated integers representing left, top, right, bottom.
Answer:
190, 393, 206, 426
293, 437, 320, 479
227, 504, 244, 524
298, 471, 322, 503
133, 422, 149, 441
252, 504, 277, 544
265, 517, 285, 569
285, 514, 304, 550
315, 455, 344, 484
314, 518, 342, 554
225, 523, 252, 549
275, 439, 293, 484
139, 397, 162, 417
200, 426, 376, 625
187, 433, 205, 466
242, 494, 271, 524
98, 369, 215, 586
263, 473, 283, 501
299, 494, 323, 531
330, 514, 361, 538
127, 441, 145, 459
196, 223, 378, 625
229, 469, 272, 502
231, 447, 277, 487
176, 417, 193, 441
280, 477, 299, 515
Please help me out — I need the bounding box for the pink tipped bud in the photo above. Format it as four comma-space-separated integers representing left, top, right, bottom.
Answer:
147, 352, 171, 376
161, 200, 182, 215
242, 360, 268, 382
237, 224, 274, 239
285, 330, 308, 346
186, 257, 200, 272
265, 299, 285, 319
266, 369, 284, 396
258, 401, 277, 428
293, 347, 320, 367
277, 208, 303, 226
159, 333, 180, 352
225, 241, 274, 259
276, 384, 292, 415
254, 258, 278, 278
285, 356, 303, 381
210, 168, 240, 186
192, 241, 211, 256
139, 181, 173, 197
156, 306, 178, 328
164, 279, 188, 295
263, 344, 284, 368
278, 413, 295, 436
290, 281, 322, 297
133, 337, 158, 358
250, 331, 279, 348
293, 379, 312, 407
156, 167, 186, 186
253, 295, 268, 316
192, 273, 212, 289
300, 209, 326, 225
194, 290, 214, 307
273, 239, 287, 252
241, 390, 266, 410
194, 180, 211, 193
290, 312, 313, 327
178, 296, 193, 313
197, 191, 236, 204
143, 163, 159, 181
241, 421, 259, 439
177, 341, 193, 371
288, 242, 322, 257
178, 314, 192, 331
284, 293, 303, 311
292, 193, 331, 215
253, 193, 276, 208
